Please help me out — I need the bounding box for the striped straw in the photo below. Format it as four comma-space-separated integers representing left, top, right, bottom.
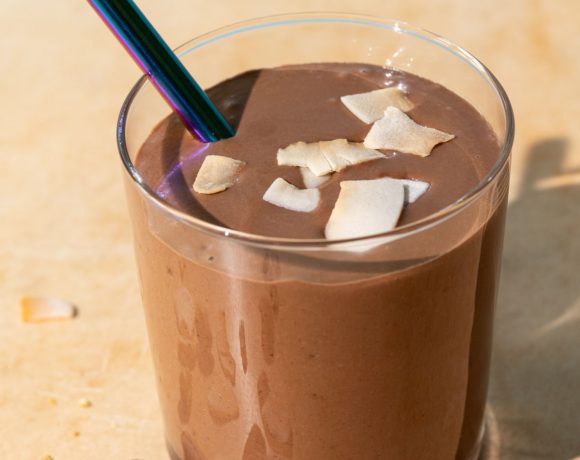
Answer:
88, 0, 235, 142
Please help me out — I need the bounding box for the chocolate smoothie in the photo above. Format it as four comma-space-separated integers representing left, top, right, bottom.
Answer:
138, 64, 499, 237
128, 64, 509, 459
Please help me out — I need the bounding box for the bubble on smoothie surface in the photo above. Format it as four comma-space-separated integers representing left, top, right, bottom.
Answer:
340, 87, 414, 124
193, 155, 246, 194
364, 106, 455, 157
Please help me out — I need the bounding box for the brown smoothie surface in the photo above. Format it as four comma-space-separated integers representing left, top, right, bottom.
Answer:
136, 63, 500, 239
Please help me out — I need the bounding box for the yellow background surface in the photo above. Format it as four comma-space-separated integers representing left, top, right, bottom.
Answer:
1, 1, 579, 458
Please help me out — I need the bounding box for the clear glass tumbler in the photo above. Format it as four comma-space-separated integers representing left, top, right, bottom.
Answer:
117, 13, 513, 460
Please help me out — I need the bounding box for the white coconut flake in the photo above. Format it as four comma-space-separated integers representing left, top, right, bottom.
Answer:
277, 141, 316, 168
320, 139, 384, 172
278, 139, 385, 177
325, 178, 405, 240
341, 87, 414, 124
193, 155, 245, 194
306, 147, 334, 177
263, 178, 320, 212
364, 107, 454, 157
300, 167, 330, 188
399, 179, 430, 203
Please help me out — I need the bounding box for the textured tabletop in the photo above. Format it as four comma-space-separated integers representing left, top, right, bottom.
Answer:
1, 1, 579, 459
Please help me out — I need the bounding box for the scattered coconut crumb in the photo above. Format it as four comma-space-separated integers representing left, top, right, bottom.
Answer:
20, 296, 77, 323
78, 398, 92, 408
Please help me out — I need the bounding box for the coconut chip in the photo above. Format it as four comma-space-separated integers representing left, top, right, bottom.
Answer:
277, 139, 385, 177
398, 179, 430, 203
300, 167, 330, 189
325, 178, 405, 240
193, 155, 246, 194
78, 398, 92, 408
20, 295, 77, 323
319, 139, 384, 173
341, 87, 414, 124
263, 178, 320, 213
364, 106, 454, 157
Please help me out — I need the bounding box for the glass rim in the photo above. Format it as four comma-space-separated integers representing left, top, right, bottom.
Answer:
117, 12, 514, 250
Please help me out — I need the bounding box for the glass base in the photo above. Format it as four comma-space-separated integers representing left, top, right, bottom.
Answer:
166, 424, 489, 460
468, 423, 486, 460
476, 408, 502, 460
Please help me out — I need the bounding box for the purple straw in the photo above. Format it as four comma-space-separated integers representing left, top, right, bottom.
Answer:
88, 0, 234, 142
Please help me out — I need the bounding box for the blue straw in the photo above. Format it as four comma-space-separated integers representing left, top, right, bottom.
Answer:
88, 0, 235, 142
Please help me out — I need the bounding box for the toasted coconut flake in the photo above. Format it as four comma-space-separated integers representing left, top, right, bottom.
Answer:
263, 178, 320, 212
372, 178, 430, 203
277, 141, 331, 175
277, 141, 316, 168
306, 147, 334, 177
320, 139, 384, 172
193, 155, 245, 194
364, 107, 454, 156
20, 296, 77, 323
78, 398, 92, 408
325, 178, 405, 240
341, 87, 414, 123
398, 179, 430, 203
278, 139, 385, 177
277, 141, 333, 176
300, 167, 330, 188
